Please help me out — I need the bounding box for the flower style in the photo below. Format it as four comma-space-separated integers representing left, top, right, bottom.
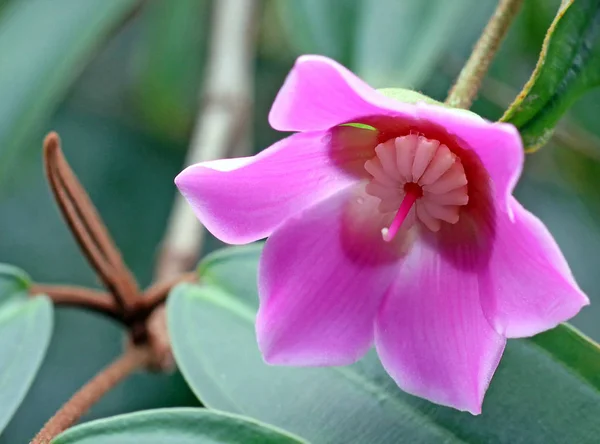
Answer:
175, 55, 589, 414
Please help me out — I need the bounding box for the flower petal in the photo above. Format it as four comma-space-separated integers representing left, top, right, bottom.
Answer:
268, 55, 523, 211
416, 104, 524, 210
269, 55, 416, 132
375, 238, 505, 414
175, 131, 365, 244
480, 198, 589, 338
257, 185, 405, 366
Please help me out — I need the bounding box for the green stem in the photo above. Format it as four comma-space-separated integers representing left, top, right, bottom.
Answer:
445, 0, 524, 109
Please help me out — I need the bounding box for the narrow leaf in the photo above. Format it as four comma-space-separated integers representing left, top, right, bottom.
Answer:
501, 0, 600, 150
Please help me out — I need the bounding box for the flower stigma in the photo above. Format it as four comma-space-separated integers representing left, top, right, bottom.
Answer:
365, 134, 469, 241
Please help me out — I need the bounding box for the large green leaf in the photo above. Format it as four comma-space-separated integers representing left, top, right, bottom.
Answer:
52, 408, 306, 444
0, 0, 138, 181
169, 245, 600, 444
0, 296, 53, 434
501, 0, 600, 150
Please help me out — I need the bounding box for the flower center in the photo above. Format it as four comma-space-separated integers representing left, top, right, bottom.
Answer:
364, 134, 469, 241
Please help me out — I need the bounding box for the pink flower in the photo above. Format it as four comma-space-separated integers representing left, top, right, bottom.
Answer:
175, 55, 589, 414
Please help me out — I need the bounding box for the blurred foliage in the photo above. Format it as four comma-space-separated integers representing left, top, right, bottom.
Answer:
276, 0, 495, 88
0, 0, 139, 189
2, 0, 600, 441
132, 0, 210, 140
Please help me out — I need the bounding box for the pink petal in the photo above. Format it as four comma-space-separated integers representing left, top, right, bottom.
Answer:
257, 185, 405, 366
416, 104, 524, 210
175, 131, 365, 244
375, 239, 505, 414
268, 56, 523, 213
269, 55, 416, 132
480, 198, 589, 338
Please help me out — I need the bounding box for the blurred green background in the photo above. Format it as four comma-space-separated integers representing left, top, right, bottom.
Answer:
1, 0, 598, 442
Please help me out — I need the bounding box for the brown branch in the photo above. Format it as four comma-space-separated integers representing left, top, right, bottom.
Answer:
446, 0, 525, 108
31, 347, 150, 444
142, 271, 197, 311
30, 129, 200, 442
29, 271, 196, 326
30, 284, 121, 322
144, 305, 174, 371
43, 133, 139, 312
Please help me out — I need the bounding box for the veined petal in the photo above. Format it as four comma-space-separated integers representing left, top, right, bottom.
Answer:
175, 131, 365, 244
375, 239, 505, 414
257, 185, 405, 366
269, 55, 416, 132
415, 103, 523, 210
480, 198, 589, 338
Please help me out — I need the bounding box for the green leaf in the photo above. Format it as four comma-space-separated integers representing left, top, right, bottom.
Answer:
501, 0, 600, 150
168, 245, 600, 444
0, 0, 139, 181
0, 296, 53, 434
198, 243, 265, 306
0, 263, 31, 303
52, 408, 306, 444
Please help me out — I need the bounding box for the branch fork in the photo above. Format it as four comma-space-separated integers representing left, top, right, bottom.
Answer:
30, 133, 196, 444
35, 133, 194, 340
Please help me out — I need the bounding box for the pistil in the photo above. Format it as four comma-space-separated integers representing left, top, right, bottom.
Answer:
381, 183, 422, 242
